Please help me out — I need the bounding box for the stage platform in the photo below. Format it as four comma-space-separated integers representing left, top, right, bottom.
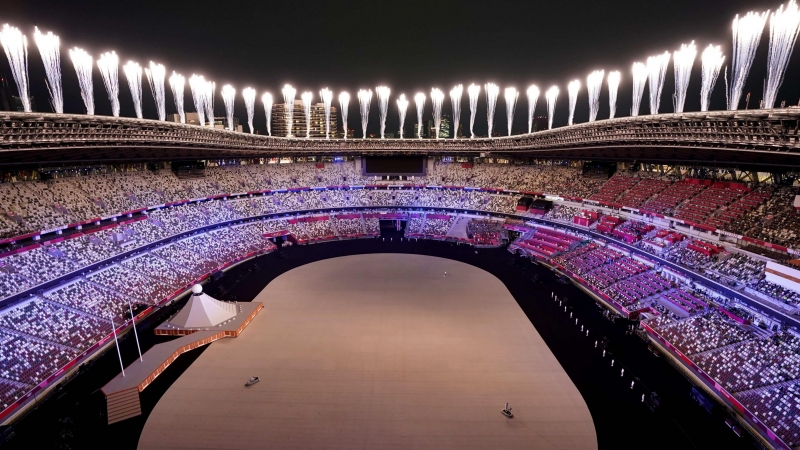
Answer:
102, 302, 262, 424
138, 254, 596, 449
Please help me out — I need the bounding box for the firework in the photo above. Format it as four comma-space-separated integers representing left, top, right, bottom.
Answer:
189, 75, 207, 126
764, 1, 800, 108
69, 47, 94, 115
607, 71, 621, 119
221, 84, 236, 131
415, 92, 426, 139
450, 84, 462, 139
320, 88, 333, 139
673, 42, 697, 113
545, 86, 559, 130
0, 25, 30, 112
339, 91, 349, 139
376, 86, 390, 139
527, 85, 539, 133
203, 80, 215, 126
357, 89, 372, 139
700, 45, 724, 112
282, 84, 296, 137
587, 71, 604, 122
647, 52, 670, 114
567, 80, 580, 125
301, 91, 312, 138
33, 28, 62, 113
431, 88, 444, 139
243, 87, 256, 134
169, 72, 185, 123
729, 10, 769, 110
262, 92, 273, 136
468, 83, 480, 138
504, 87, 518, 136
145, 62, 166, 121
123, 61, 143, 119
1, 26, 33, 113
485, 83, 499, 137
397, 94, 409, 138
631, 62, 647, 116
97, 51, 120, 116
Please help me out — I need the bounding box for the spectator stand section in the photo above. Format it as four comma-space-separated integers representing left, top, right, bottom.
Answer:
0, 222, 279, 425
644, 314, 800, 450
466, 219, 507, 248
511, 225, 583, 260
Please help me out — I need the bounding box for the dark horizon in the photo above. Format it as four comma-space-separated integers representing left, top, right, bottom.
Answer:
1, 0, 795, 137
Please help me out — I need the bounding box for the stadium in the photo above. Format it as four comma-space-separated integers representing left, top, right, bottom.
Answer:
1, 1, 800, 449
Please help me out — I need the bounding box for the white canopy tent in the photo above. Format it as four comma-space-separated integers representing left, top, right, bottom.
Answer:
169, 284, 237, 328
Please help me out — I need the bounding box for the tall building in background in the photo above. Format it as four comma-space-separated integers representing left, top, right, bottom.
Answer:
418, 120, 433, 138
271, 100, 339, 138
210, 116, 242, 132
439, 116, 451, 138
166, 112, 242, 132
420, 117, 451, 138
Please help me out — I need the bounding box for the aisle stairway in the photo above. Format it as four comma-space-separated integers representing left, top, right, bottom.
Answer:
446, 215, 470, 239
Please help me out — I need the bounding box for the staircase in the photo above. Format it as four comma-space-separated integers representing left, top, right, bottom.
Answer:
105, 387, 141, 424
446, 215, 470, 239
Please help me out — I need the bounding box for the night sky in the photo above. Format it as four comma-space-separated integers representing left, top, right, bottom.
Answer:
2, 0, 795, 137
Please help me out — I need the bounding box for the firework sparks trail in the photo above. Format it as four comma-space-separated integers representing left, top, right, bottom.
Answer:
700, 45, 724, 111
504, 87, 518, 136
189, 74, 207, 126
376, 86, 390, 139
607, 71, 621, 119
221, 84, 236, 131
450, 84, 462, 139
729, 10, 769, 109
527, 85, 539, 133
467, 84, 480, 138
431, 88, 445, 139
123, 61, 143, 119
97, 51, 120, 117
282, 84, 296, 137
567, 80, 580, 125
647, 52, 670, 114
339, 92, 349, 139
0, 25, 30, 112
169, 72, 185, 123
301, 91, 313, 138
631, 62, 647, 116
415, 92, 425, 139
145, 62, 166, 121
358, 89, 372, 139
33, 28, 62, 113
673, 42, 697, 113
586, 71, 603, 122
243, 87, 256, 134
262, 92, 273, 136
545, 86, 559, 129
203, 80, 215, 127
397, 94, 409, 138
69, 48, 94, 115
485, 83, 499, 137
320, 88, 333, 139
764, 1, 800, 108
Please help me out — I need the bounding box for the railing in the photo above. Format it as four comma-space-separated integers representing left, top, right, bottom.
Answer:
2, 110, 800, 165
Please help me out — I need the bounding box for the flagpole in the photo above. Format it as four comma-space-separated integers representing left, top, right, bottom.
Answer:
110, 314, 125, 377
126, 297, 143, 362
